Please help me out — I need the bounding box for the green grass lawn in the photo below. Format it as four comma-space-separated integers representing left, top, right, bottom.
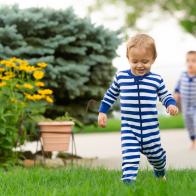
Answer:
76, 114, 185, 133
0, 167, 195, 196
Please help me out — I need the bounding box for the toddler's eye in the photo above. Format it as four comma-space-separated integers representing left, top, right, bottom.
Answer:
142, 60, 149, 64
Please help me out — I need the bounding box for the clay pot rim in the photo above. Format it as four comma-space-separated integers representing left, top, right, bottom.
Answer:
38, 121, 75, 126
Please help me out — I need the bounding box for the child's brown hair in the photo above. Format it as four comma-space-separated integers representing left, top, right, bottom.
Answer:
126, 34, 157, 60
187, 50, 196, 55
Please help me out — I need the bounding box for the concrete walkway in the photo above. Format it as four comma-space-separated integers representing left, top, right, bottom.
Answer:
21, 129, 196, 170
71, 129, 196, 170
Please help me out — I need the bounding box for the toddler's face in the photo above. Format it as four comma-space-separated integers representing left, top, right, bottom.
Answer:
127, 47, 155, 76
186, 53, 196, 75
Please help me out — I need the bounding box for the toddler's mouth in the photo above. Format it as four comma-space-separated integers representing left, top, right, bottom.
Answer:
136, 69, 145, 73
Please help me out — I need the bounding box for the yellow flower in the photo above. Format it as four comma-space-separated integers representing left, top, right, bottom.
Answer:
0, 76, 11, 80
30, 66, 38, 72
17, 64, 27, 71
16, 84, 21, 88
19, 60, 29, 66
45, 96, 53, 103
0, 71, 15, 81
24, 93, 32, 99
0, 67, 5, 72
23, 83, 34, 89
9, 57, 22, 63
38, 89, 53, 95
32, 94, 43, 100
13, 59, 36, 73
35, 82, 45, 87
33, 71, 44, 80
0, 60, 15, 68
24, 93, 45, 101
24, 93, 34, 100
37, 62, 48, 68
5, 71, 15, 78
27, 66, 38, 72
17, 64, 36, 72
0, 82, 6, 87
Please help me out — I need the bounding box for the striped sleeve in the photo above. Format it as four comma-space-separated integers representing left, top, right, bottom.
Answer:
98, 74, 120, 113
157, 77, 176, 108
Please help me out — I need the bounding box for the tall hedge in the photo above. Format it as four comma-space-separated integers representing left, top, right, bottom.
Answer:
0, 6, 121, 124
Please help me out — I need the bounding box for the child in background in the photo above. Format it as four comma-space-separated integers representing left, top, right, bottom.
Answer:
174, 51, 196, 150
98, 34, 178, 184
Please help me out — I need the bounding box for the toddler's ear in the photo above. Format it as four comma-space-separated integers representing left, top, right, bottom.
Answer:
126, 48, 129, 59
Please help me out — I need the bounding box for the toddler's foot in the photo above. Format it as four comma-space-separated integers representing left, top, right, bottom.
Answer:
123, 179, 136, 186
160, 176, 167, 181
190, 140, 196, 150
154, 169, 166, 181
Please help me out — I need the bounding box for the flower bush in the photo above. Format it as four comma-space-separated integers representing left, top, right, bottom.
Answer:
0, 57, 53, 166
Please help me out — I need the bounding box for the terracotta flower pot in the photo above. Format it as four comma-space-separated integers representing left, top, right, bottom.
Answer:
23, 159, 35, 167
38, 121, 75, 152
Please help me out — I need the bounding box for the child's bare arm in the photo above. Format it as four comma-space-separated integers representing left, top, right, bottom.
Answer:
173, 92, 181, 103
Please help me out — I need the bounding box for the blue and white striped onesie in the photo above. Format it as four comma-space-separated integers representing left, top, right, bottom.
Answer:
99, 70, 176, 181
175, 72, 196, 140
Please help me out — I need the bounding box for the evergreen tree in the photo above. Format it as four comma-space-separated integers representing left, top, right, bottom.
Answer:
0, 6, 121, 124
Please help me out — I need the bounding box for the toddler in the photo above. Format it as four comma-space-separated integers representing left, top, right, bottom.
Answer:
98, 34, 178, 184
174, 51, 196, 149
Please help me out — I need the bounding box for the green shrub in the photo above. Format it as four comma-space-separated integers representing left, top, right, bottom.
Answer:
0, 58, 53, 166
0, 6, 121, 125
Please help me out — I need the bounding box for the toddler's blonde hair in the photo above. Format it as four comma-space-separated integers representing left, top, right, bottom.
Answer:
187, 50, 196, 55
126, 34, 157, 60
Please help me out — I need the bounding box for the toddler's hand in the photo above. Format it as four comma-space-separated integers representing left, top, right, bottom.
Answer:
166, 105, 179, 116
98, 112, 107, 128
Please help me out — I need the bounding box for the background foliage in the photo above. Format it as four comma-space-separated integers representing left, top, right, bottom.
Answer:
89, 0, 196, 36
0, 6, 121, 124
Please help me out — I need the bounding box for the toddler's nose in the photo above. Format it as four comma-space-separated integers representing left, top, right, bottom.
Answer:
136, 63, 144, 68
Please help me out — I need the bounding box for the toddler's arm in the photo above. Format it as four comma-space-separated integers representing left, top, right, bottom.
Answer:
173, 77, 181, 103
157, 77, 178, 116
98, 74, 120, 127
173, 92, 181, 103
